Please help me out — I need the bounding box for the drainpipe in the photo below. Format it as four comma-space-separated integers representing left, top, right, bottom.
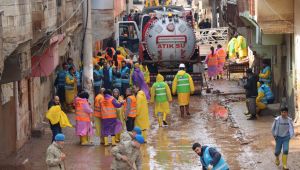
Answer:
13, 81, 20, 141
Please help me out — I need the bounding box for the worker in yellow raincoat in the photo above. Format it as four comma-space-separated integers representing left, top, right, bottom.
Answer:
235, 34, 248, 59
65, 66, 77, 112
172, 63, 195, 118
256, 81, 274, 114
46, 103, 72, 142
227, 37, 237, 60
151, 74, 172, 127
140, 62, 150, 85
259, 59, 271, 86
134, 84, 150, 143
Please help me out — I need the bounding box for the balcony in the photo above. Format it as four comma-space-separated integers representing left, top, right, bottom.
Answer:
255, 0, 293, 34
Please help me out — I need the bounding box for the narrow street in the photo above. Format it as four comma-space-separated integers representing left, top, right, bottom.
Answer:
4, 80, 300, 170
1, 0, 300, 169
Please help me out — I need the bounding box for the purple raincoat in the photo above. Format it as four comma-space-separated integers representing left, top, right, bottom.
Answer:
132, 68, 150, 100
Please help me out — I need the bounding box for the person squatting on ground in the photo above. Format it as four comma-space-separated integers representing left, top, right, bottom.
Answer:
192, 142, 229, 170
256, 81, 274, 114
94, 88, 105, 144
124, 88, 137, 131
172, 63, 195, 118
243, 69, 258, 120
111, 134, 145, 170
134, 84, 150, 143
46, 134, 66, 170
151, 74, 172, 127
272, 107, 294, 170
120, 126, 142, 144
205, 46, 218, 80
74, 91, 94, 145
216, 44, 226, 79
101, 89, 124, 146
47, 96, 72, 142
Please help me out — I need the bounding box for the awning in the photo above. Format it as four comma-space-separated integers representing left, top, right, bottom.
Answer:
239, 12, 262, 44
31, 34, 65, 77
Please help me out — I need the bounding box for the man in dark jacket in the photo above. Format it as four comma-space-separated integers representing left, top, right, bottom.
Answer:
244, 69, 258, 120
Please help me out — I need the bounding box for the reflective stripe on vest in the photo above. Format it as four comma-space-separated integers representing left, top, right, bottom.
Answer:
154, 82, 168, 103
113, 78, 122, 88
94, 94, 103, 118
75, 99, 90, 122
259, 66, 271, 83
121, 67, 130, 84
176, 73, 190, 93
125, 96, 137, 117
94, 70, 103, 86
202, 147, 229, 170
101, 97, 117, 119
65, 74, 75, 90
207, 54, 218, 66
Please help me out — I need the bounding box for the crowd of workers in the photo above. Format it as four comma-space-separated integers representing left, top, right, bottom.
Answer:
41, 20, 295, 169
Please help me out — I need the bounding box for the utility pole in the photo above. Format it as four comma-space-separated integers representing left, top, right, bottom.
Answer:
211, 0, 217, 28
83, 0, 94, 101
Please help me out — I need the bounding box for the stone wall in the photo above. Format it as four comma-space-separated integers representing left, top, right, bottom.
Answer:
0, 0, 32, 58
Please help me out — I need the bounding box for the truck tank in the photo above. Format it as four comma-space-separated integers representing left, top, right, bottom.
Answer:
144, 15, 196, 69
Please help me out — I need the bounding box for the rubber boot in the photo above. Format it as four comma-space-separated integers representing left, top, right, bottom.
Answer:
180, 106, 185, 118
158, 112, 163, 127
282, 154, 288, 170
163, 112, 168, 127
81, 136, 88, 145
111, 136, 116, 146
115, 133, 120, 142
100, 137, 105, 144
275, 156, 280, 166
104, 137, 109, 146
142, 130, 147, 143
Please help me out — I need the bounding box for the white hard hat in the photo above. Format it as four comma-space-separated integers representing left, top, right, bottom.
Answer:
179, 63, 185, 68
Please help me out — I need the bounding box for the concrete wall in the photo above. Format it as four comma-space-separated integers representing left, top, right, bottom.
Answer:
256, 0, 293, 34
294, 0, 300, 121
92, 9, 115, 48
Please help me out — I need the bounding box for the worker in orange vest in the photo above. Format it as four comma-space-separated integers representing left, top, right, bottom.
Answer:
205, 46, 218, 80
116, 50, 125, 70
101, 89, 124, 146
94, 88, 105, 144
216, 44, 227, 79
124, 88, 137, 132
105, 47, 115, 61
74, 91, 94, 145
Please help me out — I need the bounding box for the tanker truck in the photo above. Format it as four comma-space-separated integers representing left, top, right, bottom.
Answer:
115, 6, 202, 89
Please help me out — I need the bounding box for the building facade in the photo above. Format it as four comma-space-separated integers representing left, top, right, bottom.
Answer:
0, 0, 84, 165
